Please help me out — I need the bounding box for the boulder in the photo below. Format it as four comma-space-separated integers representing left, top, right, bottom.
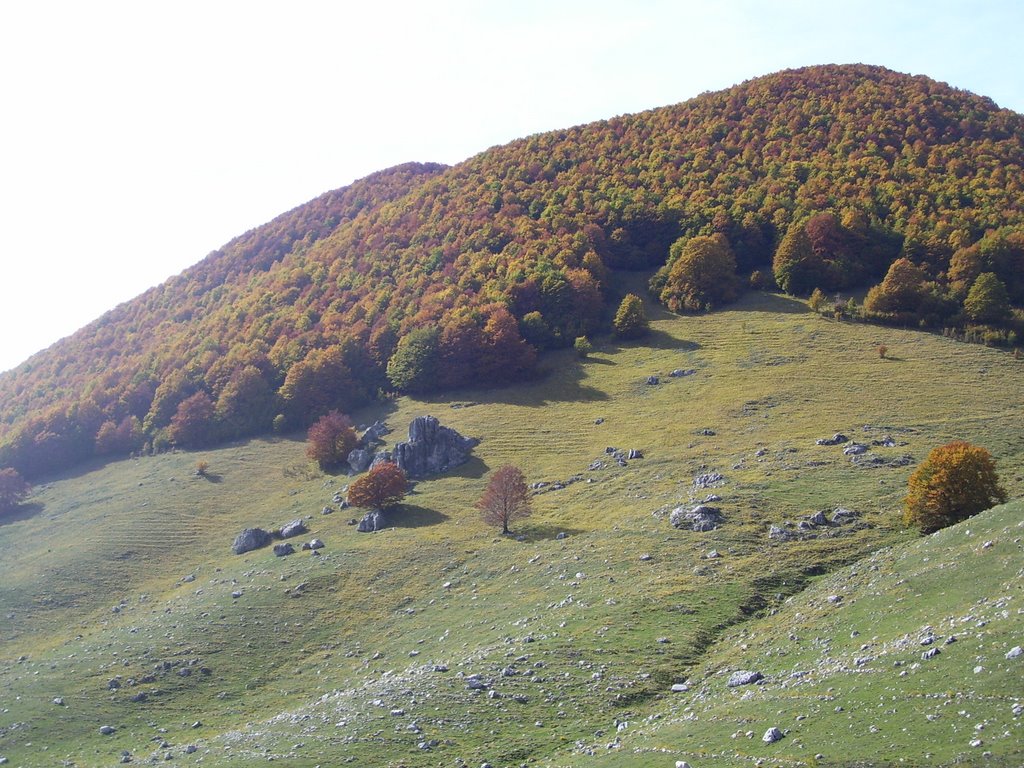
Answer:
816, 433, 849, 445
843, 443, 869, 455
669, 368, 696, 377
627, 448, 644, 459
392, 415, 479, 479
232, 528, 272, 555
728, 670, 764, 687
670, 505, 723, 532
768, 524, 791, 541
762, 726, 783, 743
308, 538, 325, 550
357, 510, 387, 532
273, 543, 295, 557
347, 448, 373, 473
360, 420, 391, 446
809, 510, 829, 526
368, 450, 393, 471
278, 519, 307, 539
646, 375, 659, 385
831, 507, 858, 524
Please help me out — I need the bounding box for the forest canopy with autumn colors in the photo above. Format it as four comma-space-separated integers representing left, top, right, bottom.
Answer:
2, 64, 1024, 479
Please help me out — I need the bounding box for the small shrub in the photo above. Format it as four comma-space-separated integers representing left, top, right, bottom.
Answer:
877, 344, 888, 359
808, 288, 827, 312
194, 461, 210, 477
613, 293, 648, 339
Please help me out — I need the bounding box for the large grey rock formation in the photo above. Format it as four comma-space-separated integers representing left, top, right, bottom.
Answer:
232, 528, 272, 554
392, 415, 479, 479
670, 505, 723, 532
278, 519, 307, 538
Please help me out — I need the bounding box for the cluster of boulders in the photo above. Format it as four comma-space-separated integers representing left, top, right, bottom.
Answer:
768, 507, 859, 541
815, 428, 912, 468
671, 504, 723, 532
231, 518, 314, 556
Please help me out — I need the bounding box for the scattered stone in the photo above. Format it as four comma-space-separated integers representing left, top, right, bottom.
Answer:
594, 417, 604, 425
843, 443, 869, 455
100, 725, 116, 735
697, 428, 715, 436
670, 504, 723, 532
556, 532, 569, 540
675, 762, 692, 768
273, 543, 295, 557
231, 528, 272, 555
922, 648, 941, 660
639, 553, 652, 561
728, 670, 764, 687
816, 433, 848, 445
627, 448, 644, 459
108, 678, 121, 690
705, 550, 721, 559
809, 510, 828, 526
278, 519, 308, 539
1006, 646, 1022, 660
357, 510, 387, 533
130, 692, 147, 703
768, 524, 791, 541
827, 595, 842, 604
670, 369, 696, 377
53, 696, 65, 705
392, 415, 479, 478
321, 506, 333, 515
185, 745, 198, 754
692, 472, 725, 489
671, 683, 689, 693
645, 375, 659, 385
231, 590, 242, 599
762, 726, 783, 743
360, 420, 391, 446
308, 538, 325, 550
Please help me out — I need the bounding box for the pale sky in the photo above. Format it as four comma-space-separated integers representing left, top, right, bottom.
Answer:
1, 0, 1022, 372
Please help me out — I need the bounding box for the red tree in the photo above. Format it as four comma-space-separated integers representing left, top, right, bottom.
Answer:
348, 461, 408, 510
306, 410, 358, 469
0, 468, 30, 514
477, 465, 532, 534
168, 391, 216, 447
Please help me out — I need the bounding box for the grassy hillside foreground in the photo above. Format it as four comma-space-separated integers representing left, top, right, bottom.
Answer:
1, 293, 1022, 767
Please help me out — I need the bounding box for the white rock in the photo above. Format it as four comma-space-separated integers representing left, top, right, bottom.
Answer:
763, 726, 783, 743
1005, 646, 1022, 660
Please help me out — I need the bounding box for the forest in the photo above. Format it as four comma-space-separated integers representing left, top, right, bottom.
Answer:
1, 64, 1022, 480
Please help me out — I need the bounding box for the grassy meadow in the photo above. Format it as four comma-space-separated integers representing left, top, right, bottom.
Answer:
1, 292, 1022, 767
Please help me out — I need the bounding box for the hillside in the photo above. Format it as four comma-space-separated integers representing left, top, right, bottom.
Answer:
2, 64, 1024, 481
1, 295, 1021, 767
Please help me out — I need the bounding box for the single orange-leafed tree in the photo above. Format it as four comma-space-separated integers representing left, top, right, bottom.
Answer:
903, 441, 1007, 534
477, 465, 532, 534
348, 461, 408, 510
306, 410, 358, 469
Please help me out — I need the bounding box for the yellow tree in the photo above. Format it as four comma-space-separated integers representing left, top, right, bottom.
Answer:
903, 441, 1006, 533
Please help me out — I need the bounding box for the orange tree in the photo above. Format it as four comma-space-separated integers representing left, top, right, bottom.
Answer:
903, 441, 1007, 533
306, 410, 358, 469
348, 461, 408, 510
477, 465, 532, 534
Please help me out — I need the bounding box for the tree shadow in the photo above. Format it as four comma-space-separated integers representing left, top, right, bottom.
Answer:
198, 472, 223, 483
0, 502, 44, 527
727, 291, 809, 314
392, 504, 449, 529
513, 523, 585, 542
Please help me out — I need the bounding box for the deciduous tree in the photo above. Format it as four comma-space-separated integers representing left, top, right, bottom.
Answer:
963, 272, 1011, 324
0, 467, 30, 514
477, 465, 532, 534
659, 233, 740, 312
348, 461, 408, 510
903, 441, 1007, 533
306, 410, 358, 469
613, 293, 648, 339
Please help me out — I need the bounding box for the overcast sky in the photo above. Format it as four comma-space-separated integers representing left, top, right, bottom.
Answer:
1, 0, 1022, 372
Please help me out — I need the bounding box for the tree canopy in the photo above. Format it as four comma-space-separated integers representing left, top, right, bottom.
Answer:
903, 441, 1007, 533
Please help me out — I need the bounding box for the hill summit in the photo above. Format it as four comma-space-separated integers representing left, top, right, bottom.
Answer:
2, 63, 1023, 479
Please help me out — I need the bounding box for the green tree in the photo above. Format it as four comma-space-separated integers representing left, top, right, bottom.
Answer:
0, 467, 30, 515
574, 336, 593, 358
613, 293, 648, 339
659, 233, 740, 312
386, 326, 440, 393
772, 223, 826, 295
903, 441, 1007, 533
863, 257, 930, 314
963, 272, 1011, 324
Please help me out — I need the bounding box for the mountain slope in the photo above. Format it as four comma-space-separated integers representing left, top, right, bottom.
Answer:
0, 293, 1021, 767
2, 64, 1024, 480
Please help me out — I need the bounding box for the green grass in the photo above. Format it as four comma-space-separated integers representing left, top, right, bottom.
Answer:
1, 291, 1022, 767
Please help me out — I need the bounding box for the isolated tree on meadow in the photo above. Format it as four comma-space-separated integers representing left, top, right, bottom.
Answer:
0, 468, 30, 514
348, 461, 408, 510
306, 410, 358, 469
613, 293, 648, 338
477, 465, 532, 534
903, 441, 1007, 534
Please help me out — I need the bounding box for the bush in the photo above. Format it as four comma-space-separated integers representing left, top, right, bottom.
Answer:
573, 336, 593, 358
903, 441, 1007, 533
348, 461, 408, 510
